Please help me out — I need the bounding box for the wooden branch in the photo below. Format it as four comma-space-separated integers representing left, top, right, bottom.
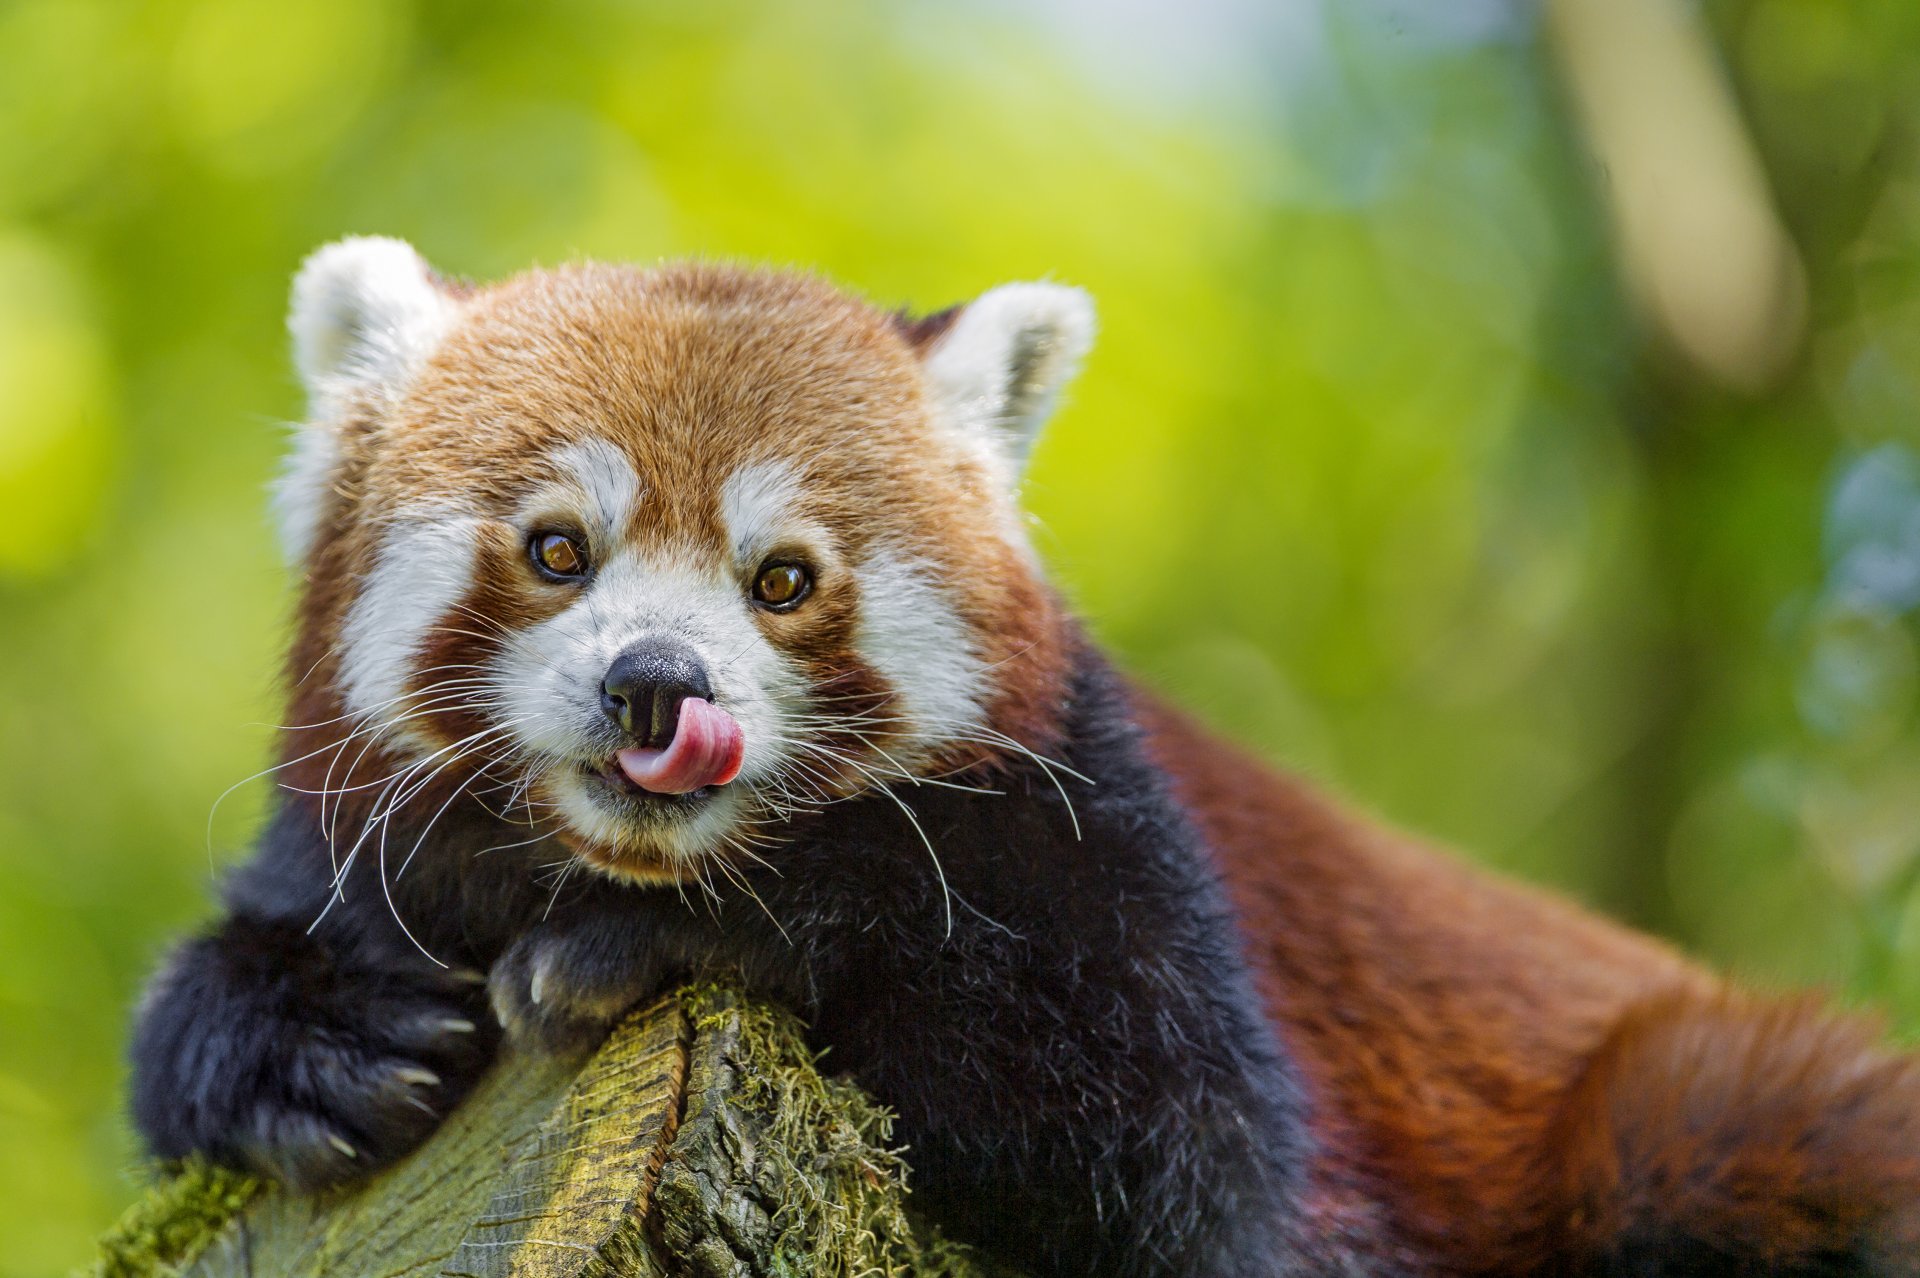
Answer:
92, 987, 998, 1278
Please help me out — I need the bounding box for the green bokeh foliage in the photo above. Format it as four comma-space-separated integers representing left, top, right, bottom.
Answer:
1, 1, 1916, 1271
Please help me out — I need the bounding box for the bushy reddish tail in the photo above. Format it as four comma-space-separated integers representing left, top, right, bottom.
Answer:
1542, 990, 1920, 1276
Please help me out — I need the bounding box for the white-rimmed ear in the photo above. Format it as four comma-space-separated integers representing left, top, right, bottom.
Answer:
277, 237, 458, 562
289, 236, 457, 409
918, 282, 1095, 475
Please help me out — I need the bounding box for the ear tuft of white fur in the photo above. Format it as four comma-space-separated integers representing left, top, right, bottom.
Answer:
277, 237, 457, 564
920, 282, 1095, 474
289, 236, 455, 403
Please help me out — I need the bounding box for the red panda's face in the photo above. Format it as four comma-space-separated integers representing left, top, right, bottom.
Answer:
278, 241, 1090, 882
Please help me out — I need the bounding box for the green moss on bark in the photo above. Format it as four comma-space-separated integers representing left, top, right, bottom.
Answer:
658, 985, 992, 1278
90, 986, 1007, 1277
89, 1161, 259, 1278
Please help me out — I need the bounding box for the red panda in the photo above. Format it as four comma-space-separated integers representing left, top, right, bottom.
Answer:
130, 239, 1920, 1277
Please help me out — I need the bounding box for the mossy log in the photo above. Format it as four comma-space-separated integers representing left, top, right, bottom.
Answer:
92, 987, 998, 1278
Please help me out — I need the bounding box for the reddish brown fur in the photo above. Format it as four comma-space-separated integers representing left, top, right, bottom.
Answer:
1136, 694, 1920, 1273
282, 257, 1920, 1270
1546, 991, 1920, 1271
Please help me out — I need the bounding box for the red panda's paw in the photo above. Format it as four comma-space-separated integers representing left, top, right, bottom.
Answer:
487, 918, 680, 1055
129, 920, 497, 1192
1545, 989, 1920, 1277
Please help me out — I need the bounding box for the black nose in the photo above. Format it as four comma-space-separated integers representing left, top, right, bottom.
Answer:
600, 639, 713, 747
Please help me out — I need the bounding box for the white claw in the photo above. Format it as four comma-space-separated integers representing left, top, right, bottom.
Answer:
396, 1067, 441, 1088
327, 1134, 358, 1159
528, 969, 546, 1006
439, 1017, 476, 1035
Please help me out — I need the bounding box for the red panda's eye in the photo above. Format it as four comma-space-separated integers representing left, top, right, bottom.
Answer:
753, 562, 811, 609
531, 532, 589, 581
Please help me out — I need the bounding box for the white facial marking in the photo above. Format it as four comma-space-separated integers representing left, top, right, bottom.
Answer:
853, 549, 988, 754
544, 439, 640, 542
339, 512, 482, 749
272, 423, 342, 566
720, 459, 802, 566
490, 547, 802, 862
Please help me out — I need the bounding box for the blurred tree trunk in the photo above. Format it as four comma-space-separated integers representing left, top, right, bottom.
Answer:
1543, 0, 1810, 934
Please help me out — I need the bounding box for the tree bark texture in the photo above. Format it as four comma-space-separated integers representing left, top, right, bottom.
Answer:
92, 987, 995, 1278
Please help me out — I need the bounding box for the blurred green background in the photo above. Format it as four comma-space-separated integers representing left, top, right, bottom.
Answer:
5, 0, 1920, 1269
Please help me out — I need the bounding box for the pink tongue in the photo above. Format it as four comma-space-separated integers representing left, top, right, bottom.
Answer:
616, 698, 745, 795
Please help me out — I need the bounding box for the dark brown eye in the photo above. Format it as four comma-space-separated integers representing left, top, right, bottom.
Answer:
752, 562, 811, 609
530, 532, 589, 581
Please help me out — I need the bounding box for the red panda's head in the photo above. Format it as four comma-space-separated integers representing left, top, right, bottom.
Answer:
276, 239, 1092, 882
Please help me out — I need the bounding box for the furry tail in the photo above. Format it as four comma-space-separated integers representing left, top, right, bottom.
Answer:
1543, 989, 1920, 1277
